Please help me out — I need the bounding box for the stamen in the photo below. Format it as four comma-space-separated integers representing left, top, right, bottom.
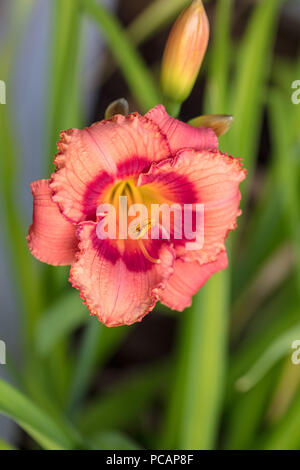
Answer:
112, 181, 128, 207
138, 239, 161, 264
134, 219, 160, 264
104, 180, 161, 264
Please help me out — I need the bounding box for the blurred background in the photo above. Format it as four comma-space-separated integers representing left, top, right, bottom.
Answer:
0, 0, 299, 450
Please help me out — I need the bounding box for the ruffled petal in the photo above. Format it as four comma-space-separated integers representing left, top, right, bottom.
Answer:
159, 251, 228, 311
146, 105, 218, 154
50, 113, 171, 224
139, 149, 246, 264
27, 179, 78, 265
69, 222, 175, 327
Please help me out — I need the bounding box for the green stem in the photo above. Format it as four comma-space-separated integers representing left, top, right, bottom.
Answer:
163, 98, 181, 118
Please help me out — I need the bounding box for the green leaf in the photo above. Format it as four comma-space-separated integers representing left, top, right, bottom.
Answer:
162, 0, 233, 450
162, 271, 229, 450
0, 438, 17, 451
127, 0, 190, 45
0, 378, 78, 450
269, 87, 300, 291
92, 431, 143, 450
35, 291, 87, 356
232, 179, 288, 303
223, 0, 284, 193
78, 363, 168, 435
0, 0, 45, 347
262, 388, 300, 449
47, 0, 83, 168
235, 319, 300, 393
67, 321, 128, 414
228, 282, 299, 394
223, 370, 278, 450
204, 0, 233, 114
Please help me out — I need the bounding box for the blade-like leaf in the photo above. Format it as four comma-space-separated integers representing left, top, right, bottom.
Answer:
262, 389, 300, 450
0, 378, 78, 450
128, 0, 190, 45
162, 0, 233, 450
0, 439, 17, 451
81, 0, 161, 112
67, 321, 128, 414
223, 0, 284, 194
78, 363, 168, 435
235, 320, 300, 393
92, 431, 143, 450
162, 271, 229, 450
36, 291, 87, 356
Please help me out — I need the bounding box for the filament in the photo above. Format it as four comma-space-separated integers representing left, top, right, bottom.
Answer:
134, 219, 161, 264
138, 239, 161, 264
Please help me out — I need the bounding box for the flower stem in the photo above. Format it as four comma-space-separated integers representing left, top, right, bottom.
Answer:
163, 98, 181, 118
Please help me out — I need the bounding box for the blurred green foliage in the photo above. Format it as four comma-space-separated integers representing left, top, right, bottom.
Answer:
0, 0, 299, 450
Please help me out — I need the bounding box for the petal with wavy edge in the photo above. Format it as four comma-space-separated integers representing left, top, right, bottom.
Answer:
69, 222, 175, 327
50, 113, 171, 224
159, 251, 228, 311
146, 105, 218, 154
139, 148, 246, 264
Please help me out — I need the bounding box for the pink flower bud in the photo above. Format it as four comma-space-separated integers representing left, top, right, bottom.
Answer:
161, 0, 209, 104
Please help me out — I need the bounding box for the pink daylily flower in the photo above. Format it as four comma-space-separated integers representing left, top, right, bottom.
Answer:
27, 105, 246, 326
